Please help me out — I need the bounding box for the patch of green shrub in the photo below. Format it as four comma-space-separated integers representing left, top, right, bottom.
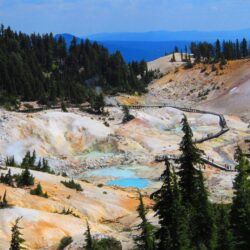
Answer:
30, 183, 48, 198
93, 237, 122, 250
57, 236, 73, 250
61, 179, 83, 191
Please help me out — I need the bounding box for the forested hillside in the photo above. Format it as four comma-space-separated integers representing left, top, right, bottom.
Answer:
190, 38, 249, 63
0, 25, 154, 106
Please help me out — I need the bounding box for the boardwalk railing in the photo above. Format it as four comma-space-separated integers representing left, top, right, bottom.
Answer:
155, 154, 236, 172
126, 104, 229, 144
16, 104, 82, 113
126, 104, 235, 171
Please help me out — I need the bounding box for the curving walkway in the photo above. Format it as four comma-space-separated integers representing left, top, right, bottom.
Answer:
155, 154, 235, 172
16, 104, 81, 113
126, 104, 235, 172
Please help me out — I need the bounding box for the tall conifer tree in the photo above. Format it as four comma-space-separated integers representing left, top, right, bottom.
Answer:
152, 160, 191, 250
230, 147, 250, 250
191, 170, 214, 249
9, 217, 25, 250
178, 115, 214, 249
178, 115, 203, 203
151, 160, 174, 250
215, 39, 221, 60
241, 38, 248, 58
85, 221, 94, 250
170, 169, 192, 250
135, 192, 155, 250
215, 205, 233, 250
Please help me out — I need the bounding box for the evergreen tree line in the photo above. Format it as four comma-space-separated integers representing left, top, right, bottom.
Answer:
6, 150, 54, 174
134, 115, 250, 250
0, 167, 34, 188
190, 38, 249, 63
1, 165, 48, 199
0, 24, 154, 107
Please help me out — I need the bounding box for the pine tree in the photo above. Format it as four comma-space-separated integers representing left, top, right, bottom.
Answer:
90, 93, 105, 114
10, 156, 16, 166
170, 169, 192, 250
185, 46, 188, 61
122, 106, 134, 123
0, 190, 10, 208
234, 145, 243, 161
21, 151, 31, 167
178, 115, 214, 249
9, 217, 25, 250
37, 159, 42, 170
215, 205, 233, 250
6, 156, 16, 167
215, 39, 221, 61
42, 159, 50, 172
241, 38, 248, 58
152, 160, 191, 250
1, 169, 14, 186
85, 221, 94, 250
17, 166, 34, 187
178, 115, 203, 204
35, 183, 43, 195
61, 101, 68, 112
220, 55, 227, 67
230, 146, 250, 250
30, 150, 36, 167
235, 39, 241, 59
30, 183, 48, 198
135, 192, 155, 250
171, 52, 176, 62
151, 160, 174, 250
191, 170, 214, 249
2, 190, 8, 206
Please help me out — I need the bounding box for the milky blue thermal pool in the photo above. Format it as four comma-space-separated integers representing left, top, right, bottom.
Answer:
107, 178, 150, 188
86, 167, 135, 178
85, 166, 151, 189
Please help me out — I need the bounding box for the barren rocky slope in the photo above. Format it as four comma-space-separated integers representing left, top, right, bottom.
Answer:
147, 53, 186, 74
0, 167, 153, 249
146, 58, 250, 121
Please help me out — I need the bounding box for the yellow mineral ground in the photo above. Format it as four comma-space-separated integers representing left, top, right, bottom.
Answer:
0, 167, 151, 249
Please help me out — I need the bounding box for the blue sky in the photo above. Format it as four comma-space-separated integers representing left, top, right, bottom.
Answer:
0, 0, 250, 36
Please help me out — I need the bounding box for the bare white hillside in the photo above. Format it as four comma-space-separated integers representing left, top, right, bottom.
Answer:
147, 53, 185, 74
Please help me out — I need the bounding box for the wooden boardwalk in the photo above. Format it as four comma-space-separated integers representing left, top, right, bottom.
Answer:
126, 104, 234, 171
155, 155, 235, 172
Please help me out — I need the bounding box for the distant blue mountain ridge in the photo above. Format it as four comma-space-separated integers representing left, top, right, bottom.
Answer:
55, 29, 250, 62
86, 29, 250, 42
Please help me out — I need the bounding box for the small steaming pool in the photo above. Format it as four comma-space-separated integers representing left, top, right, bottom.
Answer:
83, 151, 115, 158
85, 166, 151, 189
